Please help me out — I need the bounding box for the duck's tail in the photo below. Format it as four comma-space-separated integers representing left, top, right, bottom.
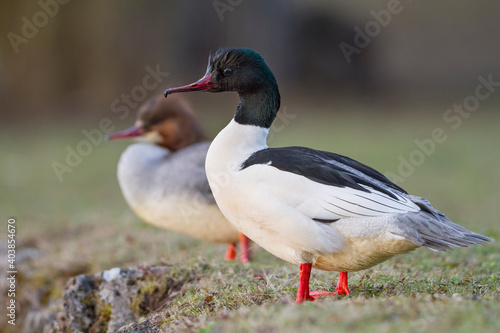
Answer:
392, 195, 494, 251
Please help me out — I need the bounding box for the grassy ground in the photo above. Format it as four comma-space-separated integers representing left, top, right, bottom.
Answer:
1, 102, 499, 332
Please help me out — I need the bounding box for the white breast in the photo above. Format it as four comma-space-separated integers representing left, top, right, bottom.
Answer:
118, 142, 239, 243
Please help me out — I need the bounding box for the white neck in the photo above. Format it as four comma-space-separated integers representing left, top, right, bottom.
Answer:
205, 119, 269, 190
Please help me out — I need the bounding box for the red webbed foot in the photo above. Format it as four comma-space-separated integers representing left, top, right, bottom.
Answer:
309, 290, 337, 298
296, 267, 350, 303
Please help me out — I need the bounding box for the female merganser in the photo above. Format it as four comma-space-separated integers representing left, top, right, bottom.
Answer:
163, 48, 493, 303
108, 94, 250, 263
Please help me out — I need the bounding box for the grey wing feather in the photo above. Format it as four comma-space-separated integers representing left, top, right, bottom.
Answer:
391, 195, 494, 251
174, 142, 216, 205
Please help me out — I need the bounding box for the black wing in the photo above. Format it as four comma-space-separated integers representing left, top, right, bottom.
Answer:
241, 146, 406, 200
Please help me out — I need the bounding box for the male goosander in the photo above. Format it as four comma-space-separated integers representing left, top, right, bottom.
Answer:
108, 94, 250, 263
164, 48, 493, 303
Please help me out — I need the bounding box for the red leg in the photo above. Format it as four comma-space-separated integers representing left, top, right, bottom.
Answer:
225, 243, 237, 261
296, 263, 314, 303
238, 233, 251, 263
335, 272, 350, 295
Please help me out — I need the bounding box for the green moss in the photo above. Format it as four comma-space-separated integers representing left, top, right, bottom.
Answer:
80, 295, 96, 307
131, 276, 167, 316
88, 297, 112, 333
131, 267, 196, 317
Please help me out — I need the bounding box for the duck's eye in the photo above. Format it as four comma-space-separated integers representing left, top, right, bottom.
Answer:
223, 68, 232, 77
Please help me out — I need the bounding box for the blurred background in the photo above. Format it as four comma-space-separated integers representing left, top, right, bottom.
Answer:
1, 1, 500, 330
2, 0, 500, 123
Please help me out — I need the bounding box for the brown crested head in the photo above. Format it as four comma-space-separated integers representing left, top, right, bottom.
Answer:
108, 94, 207, 151
136, 94, 207, 151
